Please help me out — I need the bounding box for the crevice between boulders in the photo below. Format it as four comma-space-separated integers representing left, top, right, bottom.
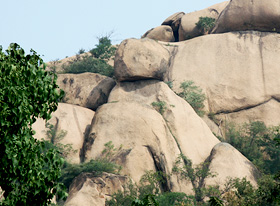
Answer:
215, 97, 279, 115
143, 145, 170, 192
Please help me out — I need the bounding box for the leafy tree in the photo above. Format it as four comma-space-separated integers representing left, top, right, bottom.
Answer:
0, 43, 66, 205
196, 17, 216, 35
90, 35, 116, 61
177, 80, 206, 117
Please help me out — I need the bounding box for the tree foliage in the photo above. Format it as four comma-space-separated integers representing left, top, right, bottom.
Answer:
90, 36, 116, 61
177, 80, 206, 117
0, 43, 66, 205
224, 121, 280, 175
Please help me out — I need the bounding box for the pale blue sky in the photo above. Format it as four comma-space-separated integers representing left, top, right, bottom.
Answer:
1, 0, 225, 62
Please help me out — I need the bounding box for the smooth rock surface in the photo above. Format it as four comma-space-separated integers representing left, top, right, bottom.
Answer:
212, 0, 280, 34
33, 103, 95, 164
216, 99, 280, 126
114, 38, 170, 82
84, 80, 219, 194
166, 31, 280, 120
206, 143, 259, 187
142, 25, 175, 42
178, 1, 228, 40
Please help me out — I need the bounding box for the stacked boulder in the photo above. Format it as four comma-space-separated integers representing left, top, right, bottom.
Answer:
142, 1, 229, 42
212, 0, 280, 33
31, 0, 280, 205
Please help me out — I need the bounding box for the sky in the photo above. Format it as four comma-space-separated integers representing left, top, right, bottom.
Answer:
1, 0, 225, 62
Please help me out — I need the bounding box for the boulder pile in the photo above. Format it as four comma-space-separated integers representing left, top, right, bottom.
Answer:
33, 0, 280, 205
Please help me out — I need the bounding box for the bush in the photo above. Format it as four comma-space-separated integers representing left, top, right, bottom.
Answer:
106, 171, 166, 206
63, 35, 116, 77
63, 56, 114, 77
60, 141, 122, 190
151, 101, 167, 115
177, 81, 206, 117
196, 17, 216, 35
60, 159, 120, 189
172, 154, 216, 203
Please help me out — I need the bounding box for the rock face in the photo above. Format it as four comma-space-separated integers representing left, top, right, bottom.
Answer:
142, 25, 175, 42
178, 1, 228, 41
83, 80, 224, 194
212, 0, 280, 34
65, 173, 129, 206
162, 12, 185, 41
33, 103, 95, 164
166, 31, 280, 127
206, 143, 260, 187
216, 99, 280, 126
114, 38, 170, 82
57, 73, 116, 110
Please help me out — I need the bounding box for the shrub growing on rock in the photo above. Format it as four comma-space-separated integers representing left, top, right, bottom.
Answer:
177, 80, 206, 117
196, 17, 216, 35
62, 55, 114, 77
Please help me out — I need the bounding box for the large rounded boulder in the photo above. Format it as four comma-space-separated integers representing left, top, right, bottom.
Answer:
114, 38, 170, 82
162, 12, 185, 41
165, 31, 280, 128
142, 25, 175, 42
212, 0, 280, 33
57, 73, 116, 111
178, 1, 228, 41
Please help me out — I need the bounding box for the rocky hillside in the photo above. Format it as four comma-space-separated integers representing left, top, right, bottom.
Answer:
34, 0, 280, 205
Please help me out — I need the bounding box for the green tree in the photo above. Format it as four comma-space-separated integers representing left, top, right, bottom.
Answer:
0, 43, 66, 205
90, 35, 116, 61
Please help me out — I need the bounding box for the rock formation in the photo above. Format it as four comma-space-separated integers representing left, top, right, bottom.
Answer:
33, 103, 95, 164
57, 73, 115, 110
178, 1, 228, 40
212, 0, 280, 34
33, 0, 280, 205
164, 31, 280, 128
114, 38, 170, 82
142, 25, 175, 42
65, 173, 130, 206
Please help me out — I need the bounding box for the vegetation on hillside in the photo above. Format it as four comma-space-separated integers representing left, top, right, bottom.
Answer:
62, 35, 116, 77
222, 121, 280, 175
106, 121, 280, 205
